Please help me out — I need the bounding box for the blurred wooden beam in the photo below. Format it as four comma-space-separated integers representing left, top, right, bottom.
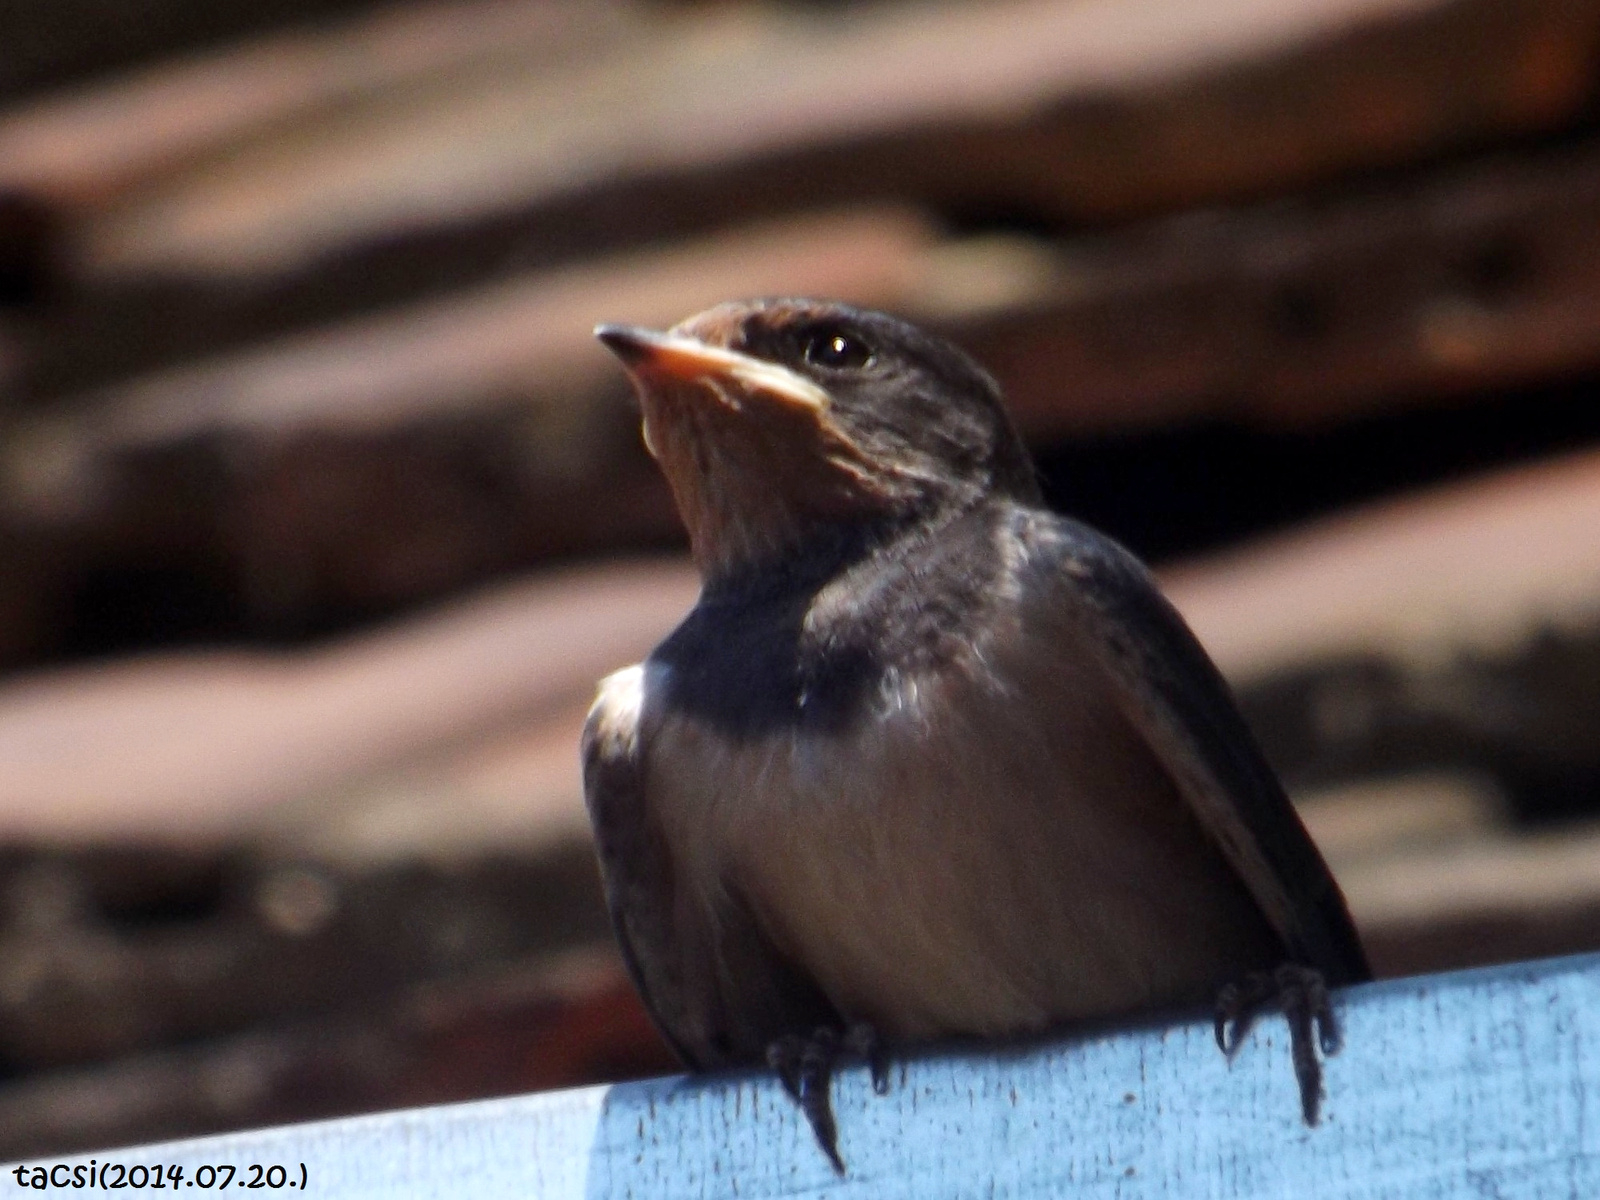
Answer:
0, 558, 694, 841
0, 846, 617, 1072
0, 949, 674, 1161
18, 0, 1595, 280
0, 0, 626, 202
1164, 445, 1600, 680
0, 0, 436, 104
961, 136, 1600, 436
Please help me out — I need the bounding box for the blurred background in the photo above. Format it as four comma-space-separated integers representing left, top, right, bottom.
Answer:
5, 0, 1600, 1159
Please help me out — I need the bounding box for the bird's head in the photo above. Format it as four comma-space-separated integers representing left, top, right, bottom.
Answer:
597, 298, 1036, 583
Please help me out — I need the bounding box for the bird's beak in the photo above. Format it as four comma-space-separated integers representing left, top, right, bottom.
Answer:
595, 323, 830, 413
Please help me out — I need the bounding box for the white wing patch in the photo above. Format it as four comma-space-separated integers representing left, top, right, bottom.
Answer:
586, 663, 647, 762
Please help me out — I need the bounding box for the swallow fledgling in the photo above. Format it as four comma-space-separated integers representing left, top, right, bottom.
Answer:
585, 299, 1370, 1172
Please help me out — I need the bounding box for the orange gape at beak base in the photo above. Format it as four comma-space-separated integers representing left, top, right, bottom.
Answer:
595, 324, 831, 413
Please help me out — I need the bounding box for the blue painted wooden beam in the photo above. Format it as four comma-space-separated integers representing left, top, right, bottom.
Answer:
7, 952, 1599, 1197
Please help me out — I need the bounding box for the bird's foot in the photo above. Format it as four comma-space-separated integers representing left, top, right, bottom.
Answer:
1215, 963, 1340, 1125
766, 1022, 889, 1174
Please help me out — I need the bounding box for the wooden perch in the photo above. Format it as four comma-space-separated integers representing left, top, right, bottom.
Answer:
9, 951, 1598, 1197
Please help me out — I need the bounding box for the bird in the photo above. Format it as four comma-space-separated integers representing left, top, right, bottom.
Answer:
585, 298, 1369, 1172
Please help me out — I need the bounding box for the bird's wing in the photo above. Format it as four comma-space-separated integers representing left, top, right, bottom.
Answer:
582, 665, 702, 1064
1026, 513, 1370, 984
583, 664, 841, 1068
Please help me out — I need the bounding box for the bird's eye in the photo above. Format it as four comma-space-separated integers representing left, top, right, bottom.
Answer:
801, 328, 874, 371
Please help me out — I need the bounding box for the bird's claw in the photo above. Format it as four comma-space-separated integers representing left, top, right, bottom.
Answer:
844, 1021, 891, 1095
766, 1022, 891, 1173
1214, 963, 1339, 1125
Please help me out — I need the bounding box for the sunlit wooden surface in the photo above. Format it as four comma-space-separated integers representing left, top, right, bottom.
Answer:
7, 951, 1596, 1198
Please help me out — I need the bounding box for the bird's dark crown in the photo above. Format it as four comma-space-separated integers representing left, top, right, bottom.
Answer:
689, 298, 1036, 499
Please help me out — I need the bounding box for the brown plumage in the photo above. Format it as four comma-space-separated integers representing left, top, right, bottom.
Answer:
586, 299, 1368, 1171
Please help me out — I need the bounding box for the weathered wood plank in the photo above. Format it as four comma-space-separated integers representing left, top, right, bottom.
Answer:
8, 952, 1596, 1197
0, 559, 695, 841
34, 0, 1600, 281
0, 0, 622, 201
960, 136, 1600, 438
0, 948, 675, 1162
